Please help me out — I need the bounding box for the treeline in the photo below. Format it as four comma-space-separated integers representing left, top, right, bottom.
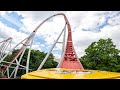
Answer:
4, 49, 58, 77
80, 38, 120, 72
2, 38, 120, 78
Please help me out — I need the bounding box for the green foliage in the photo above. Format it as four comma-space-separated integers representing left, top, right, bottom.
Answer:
80, 38, 120, 72
4, 48, 58, 77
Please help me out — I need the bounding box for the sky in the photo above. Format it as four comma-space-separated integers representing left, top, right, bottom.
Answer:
0, 11, 120, 59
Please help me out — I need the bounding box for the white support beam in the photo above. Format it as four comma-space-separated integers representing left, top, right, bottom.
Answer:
26, 37, 33, 73
37, 24, 66, 70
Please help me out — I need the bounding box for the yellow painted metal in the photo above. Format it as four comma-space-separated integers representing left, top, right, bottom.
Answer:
21, 68, 120, 79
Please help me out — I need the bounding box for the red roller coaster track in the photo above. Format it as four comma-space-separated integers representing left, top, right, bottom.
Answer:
1, 13, 84, 73
57, 14, 84, 70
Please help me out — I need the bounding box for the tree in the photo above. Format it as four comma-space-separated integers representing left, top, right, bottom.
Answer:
80, 38, 120, 72
3, 48, 58, 77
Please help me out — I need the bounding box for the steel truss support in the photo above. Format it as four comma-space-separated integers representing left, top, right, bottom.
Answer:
0, 13, 84, 79
0, 37, 12, 60
0, 34, 35, 78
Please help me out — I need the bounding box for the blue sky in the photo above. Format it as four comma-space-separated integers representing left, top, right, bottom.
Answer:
0, 11, 120, 58
0, 12, 24, 31
0, 11, 64, 58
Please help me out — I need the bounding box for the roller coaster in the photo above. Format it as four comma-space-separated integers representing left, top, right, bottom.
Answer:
1, 13, 120, 79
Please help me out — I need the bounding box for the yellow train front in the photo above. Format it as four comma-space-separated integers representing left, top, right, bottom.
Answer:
21, 68, 120, 79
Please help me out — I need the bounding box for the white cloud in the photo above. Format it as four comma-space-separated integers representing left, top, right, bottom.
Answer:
100, 25, 120, 49
0, 11, 6, 15
23, 11, 120, 59
0, 21, 28, 41
17, 11, 63, 33
70, 11, 120, 57
0, 20, 28, 53
39, 44, 45, 47
53, 53, 61, 59
32, 44, 42, 51
72, 29, 100, 57
1, 11, 120, 59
